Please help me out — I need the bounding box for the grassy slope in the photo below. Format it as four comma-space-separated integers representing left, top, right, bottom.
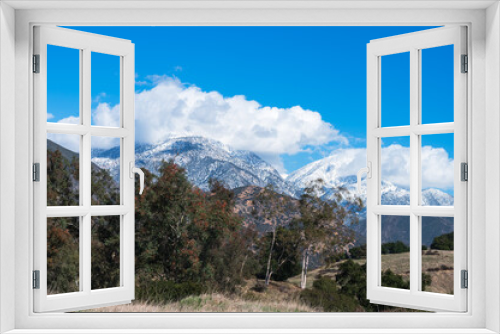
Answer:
85, 280, 317, 313
85, 251, 453, 312
288, 250, 454, 294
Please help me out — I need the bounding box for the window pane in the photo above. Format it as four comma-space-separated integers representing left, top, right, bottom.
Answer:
91, 216, 120, 290
47, 134, 80, 206
381, 215, 410, 289
91, 52, 121, 127
381, 137, 410, 205
421, 45, 454, 124
91, 137, 120, 205
47, 45, 80, 124
421, 217, 454, 294
381, 52, 410, 127
421, 133, 454, 206
47, 217, 80, 294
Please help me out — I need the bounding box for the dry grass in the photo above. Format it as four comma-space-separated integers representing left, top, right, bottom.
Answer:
287, 251, 453, 294
84, 291, 318, 313
380, 250, 454, 294
421, 250, 454, 294
83, 252, 453, 313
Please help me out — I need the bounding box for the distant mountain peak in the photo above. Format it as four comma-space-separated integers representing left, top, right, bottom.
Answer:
92, 135, 298, 197
89, 135, 454, 207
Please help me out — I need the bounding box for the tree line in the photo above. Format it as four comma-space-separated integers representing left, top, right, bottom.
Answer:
47, 147, 429, 312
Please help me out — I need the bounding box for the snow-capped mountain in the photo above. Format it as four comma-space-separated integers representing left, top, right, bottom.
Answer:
91, 135, 453, 206
287, 153, 454, 206
92, 136, 299, 197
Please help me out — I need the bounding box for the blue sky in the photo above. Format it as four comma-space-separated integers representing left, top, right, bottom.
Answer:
47, 26, 455, 191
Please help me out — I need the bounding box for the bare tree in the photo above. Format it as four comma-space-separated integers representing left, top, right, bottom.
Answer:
254, 184, 295, 286
291, 179, 362, 289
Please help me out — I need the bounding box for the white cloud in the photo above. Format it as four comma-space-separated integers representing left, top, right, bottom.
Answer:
327, 145, 454, 190
58, 116, 79, 125
48, 106, 120, 151
421, 145, 454, 190
380, 144, 411, 188
47, 113, 54, 120
51, 76, 345, 169
92, 103, 120, 128
327, 148, 368, 178
47, 133, 80, 153
92, 92, 107, 103
130, 76, 346, 171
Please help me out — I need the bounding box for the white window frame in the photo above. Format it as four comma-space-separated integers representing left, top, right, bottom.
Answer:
0, 1, 499, 333
33, 26, 136, 312
366, 26, 468, 312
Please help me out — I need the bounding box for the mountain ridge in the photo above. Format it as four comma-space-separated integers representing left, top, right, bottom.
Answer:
90, 135, 454, 207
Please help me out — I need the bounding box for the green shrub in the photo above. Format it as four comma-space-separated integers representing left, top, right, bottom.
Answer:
381, 241, 410, 254
300, 276, 359, 312
431, 232, 454, 250
381, 269, 410, 289
349, 244, 366, 259
422, 273, 432, 291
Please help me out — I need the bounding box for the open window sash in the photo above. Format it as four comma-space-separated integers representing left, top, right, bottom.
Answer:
33, 26, 136, 312
365, 26, 467, 312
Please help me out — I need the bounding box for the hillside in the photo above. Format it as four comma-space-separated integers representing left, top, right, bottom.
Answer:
351, 216, 454, 247
85, 250, 452, 313
288, 250, 454, 294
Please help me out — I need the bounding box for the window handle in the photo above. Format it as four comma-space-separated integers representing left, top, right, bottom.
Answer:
129, 161, 145, 195
357, 162, 372, 194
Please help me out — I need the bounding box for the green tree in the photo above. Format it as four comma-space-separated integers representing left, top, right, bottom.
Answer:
381, 241, 410, 254
382, 269, 410, 289
134, 161, 258, 292
291, 180, 360, 289
257, 226, 301, 281
46, 217, 79, 294
431, 232, 454, 250
336, 260, 371, 310
47, 149, 79, 206
135, 161, 203, 282
252, 184, 295, 286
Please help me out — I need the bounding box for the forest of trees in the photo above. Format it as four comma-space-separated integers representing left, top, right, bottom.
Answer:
46, 147, 441, 312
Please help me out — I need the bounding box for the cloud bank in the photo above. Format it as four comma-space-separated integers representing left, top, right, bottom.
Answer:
132, 76, 347, 165
48, 75, 454, 190
322, 145, 454, 190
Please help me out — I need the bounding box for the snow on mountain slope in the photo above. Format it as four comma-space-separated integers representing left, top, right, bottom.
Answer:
287, 152, 454, 206
91, 135, 453, 206
92, 136, 298, 196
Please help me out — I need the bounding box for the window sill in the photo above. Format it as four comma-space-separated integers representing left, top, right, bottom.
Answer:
4, 329, 498, 334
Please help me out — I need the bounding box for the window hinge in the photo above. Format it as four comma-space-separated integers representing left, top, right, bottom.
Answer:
461, 162, 468, 182
461, 54, 468, 73
33, 270, 40, 289
33, 54, 40, 73
33, 163, 40, 182
461, 270, 468, 289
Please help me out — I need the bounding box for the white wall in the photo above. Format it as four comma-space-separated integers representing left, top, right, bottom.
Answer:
1, 3, 497, 332
486, 2, 500, 333
0, 2, 16, 333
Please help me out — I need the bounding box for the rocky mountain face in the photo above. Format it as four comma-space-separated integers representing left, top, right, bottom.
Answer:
92, 136, 299, 197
